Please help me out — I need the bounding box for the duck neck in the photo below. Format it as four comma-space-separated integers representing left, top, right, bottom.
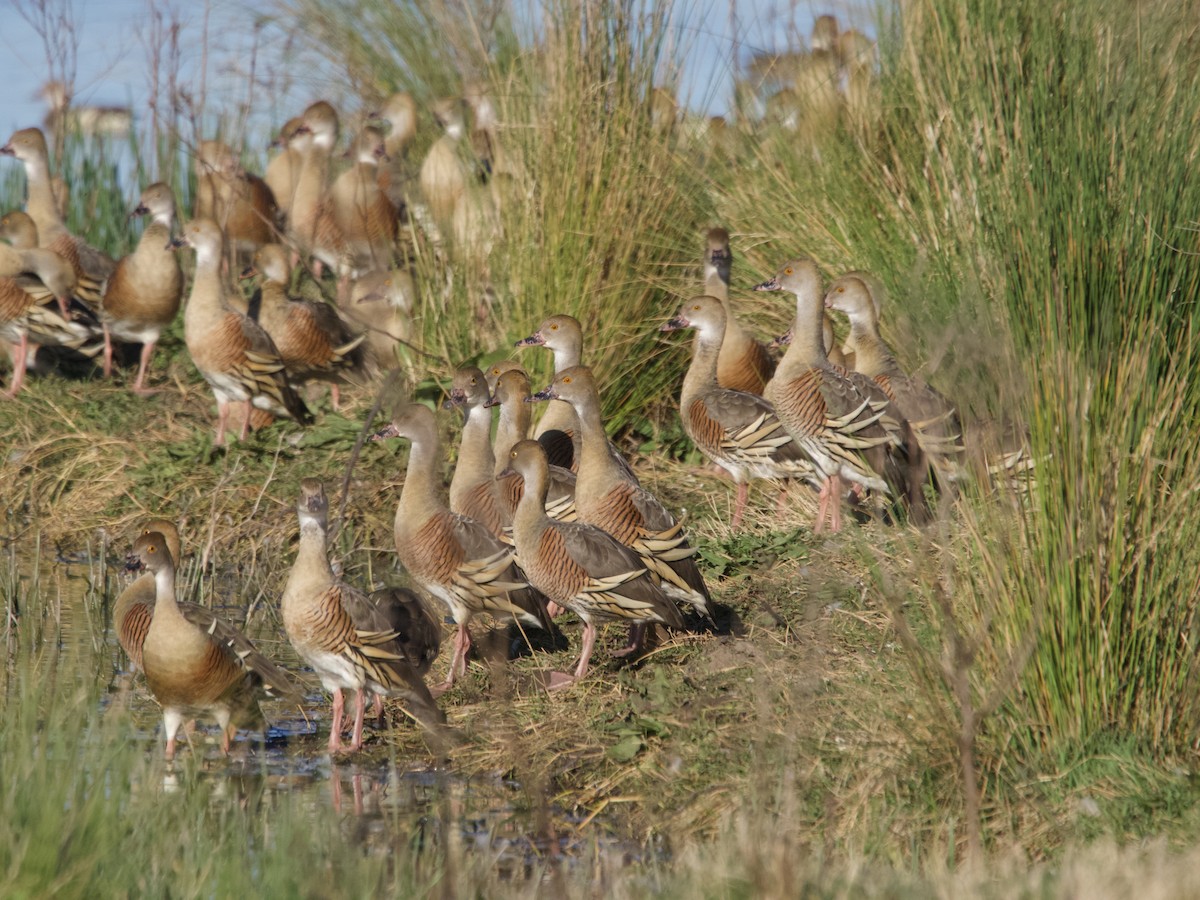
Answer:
22, 153, 63, 236
512, 463, 551, 543
572, 393, 619, 490
703, 270, 729, 303
450, 402, 495, 502
846, 314, 902, 379
681, 325, 722, 408
551, 341, 580, 374
397, 431, 445, 526
493, 398, 531, 476
291, 519, 334, 589
152, 564, 183, 621
776, 284, 829, 376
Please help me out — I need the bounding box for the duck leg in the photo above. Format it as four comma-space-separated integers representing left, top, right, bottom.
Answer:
573, 622, 599, 680
131, 340, 159, 395
612, 622, 648, 658
731, 480, 749, 528
102, 324, 115, 377
214, 399, 231, 446
328, 686, 345, 753
2, 335, 29, 398
349, 687, 367, 751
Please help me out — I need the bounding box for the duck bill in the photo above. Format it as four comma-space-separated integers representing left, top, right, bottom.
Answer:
442, 389, 467, 409
752, 277, 781, 291
769, 329, 793, 349
371, 423, 402, 441
166, 236, 189, 251
124, 553, 145, 573
659, 315, 689, 332
514, 333, 545, 348
528, 386, 556, 402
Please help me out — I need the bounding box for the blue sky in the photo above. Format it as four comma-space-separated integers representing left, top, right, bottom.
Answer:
0, 0, 877, 140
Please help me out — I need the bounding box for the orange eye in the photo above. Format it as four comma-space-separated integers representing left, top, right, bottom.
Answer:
784, 267, 794, 275
511, 449, 518, 458
563, 376, 572, 384
550, 324, 559, 330
837, 287, 844, 293
692, 305, 701, 311
147, 544, 157, 553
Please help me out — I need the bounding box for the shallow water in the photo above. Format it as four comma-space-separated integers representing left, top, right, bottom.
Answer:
1, 544, 650, 873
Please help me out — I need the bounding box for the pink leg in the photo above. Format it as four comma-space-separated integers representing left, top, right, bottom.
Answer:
456, 626, 472, 678
2, 335, 28, 398
829, 475, 844, 532
102, 324, 115, 378
732, 481, 749, 528
436, 625, 472, 692
545, 601, 564, 618
239, 399, 253, 440
372, 693, 385, 723
814, 479, 831, 534
214, 399, 230, 446
776, 483, 789, 517
330, 383, 341, 412
574, 623, 598, 680
329, 686, 345, 753
220, 727, 234, 755
165, 736, 177, 761
56, 293, 71, 319
131, 340, 158, 395
349, 688, 367, 751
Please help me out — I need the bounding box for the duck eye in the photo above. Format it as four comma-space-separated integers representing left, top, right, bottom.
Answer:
838, 287, 844, 293
562, 376, 572, 384
550, 324, 558, 330
692, 305, 701, 311
784, 267, 794, 275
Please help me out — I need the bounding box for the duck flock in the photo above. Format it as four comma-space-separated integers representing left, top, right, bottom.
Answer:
0, 74, 1024, 759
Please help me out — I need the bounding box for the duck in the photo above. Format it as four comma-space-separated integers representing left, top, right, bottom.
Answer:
0, 127, 116, 288
340, 268, 415, 372
660, 295, 816, 527
193, 140, 280, 266
755, 258, 918, 531
97, 182, 183, 394
282, 479, 444, 753
0, 210, 93, 317
418, 98, 470, 235
374, 403, 553, 690
483, 366, 577, 522
129, 531, 298, 760
171, 218, 312, 445
243, 243, 364, 410
286, 101, 341, 273
265, 115, 305, 221
0, 243, 103, 396
515, 314, 637, 481
369, 91, 418, 209
824, 274, 965, 485
112, 518, 183, 671
532, 365, 711, 617
445, 365, 507, 536
330, 126, 397, 274
701, 228, 775, 394
505, 440, 682, 685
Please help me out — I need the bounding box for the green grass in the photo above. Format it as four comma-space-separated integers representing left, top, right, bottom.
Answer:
3, 0, 1200, 892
